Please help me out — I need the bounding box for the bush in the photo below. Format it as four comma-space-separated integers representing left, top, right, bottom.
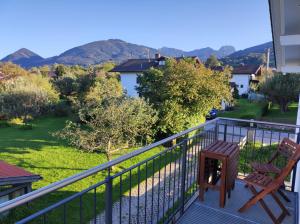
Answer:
53, 101, 71, 117
9, 117, 24, 125
0, 74, 59, 121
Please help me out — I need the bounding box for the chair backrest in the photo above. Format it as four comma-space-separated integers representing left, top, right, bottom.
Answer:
273, 140, 300, 187
278, 138, 299, 159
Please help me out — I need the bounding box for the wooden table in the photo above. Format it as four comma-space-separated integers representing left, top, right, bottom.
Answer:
198, 141, 239, 207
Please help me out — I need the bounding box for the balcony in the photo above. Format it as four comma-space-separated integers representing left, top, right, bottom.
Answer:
0, 118, 299, 224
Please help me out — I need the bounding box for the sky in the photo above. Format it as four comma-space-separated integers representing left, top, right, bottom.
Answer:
0, 0, 272, 59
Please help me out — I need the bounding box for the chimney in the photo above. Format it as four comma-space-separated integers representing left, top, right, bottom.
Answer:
155, 53, 161, 59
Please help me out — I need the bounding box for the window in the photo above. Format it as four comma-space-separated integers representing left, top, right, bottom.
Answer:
240, 85, 244, 88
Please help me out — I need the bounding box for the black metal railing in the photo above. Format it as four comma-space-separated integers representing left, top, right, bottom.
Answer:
0, 118, 299, 224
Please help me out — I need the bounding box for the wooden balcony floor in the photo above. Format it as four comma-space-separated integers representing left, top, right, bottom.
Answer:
178, 180, 298, 224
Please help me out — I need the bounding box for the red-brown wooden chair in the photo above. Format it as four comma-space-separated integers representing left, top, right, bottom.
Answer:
250, 138, 299, 202
239, 141, 300, 224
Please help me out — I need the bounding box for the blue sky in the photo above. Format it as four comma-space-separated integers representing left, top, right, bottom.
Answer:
0, 0, 272, 58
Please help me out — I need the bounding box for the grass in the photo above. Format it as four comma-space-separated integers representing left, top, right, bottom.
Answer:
219, 99, 264, 119
261, 102, 298, 124
0, 116, 167, 223
220, 99, 298, 124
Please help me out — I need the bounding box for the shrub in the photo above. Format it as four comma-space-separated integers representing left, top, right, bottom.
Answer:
53, 101, 71, 117
0, 74, 59, 121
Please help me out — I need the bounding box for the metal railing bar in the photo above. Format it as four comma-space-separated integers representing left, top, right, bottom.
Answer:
219, 117, 300, 128
16, 178, 105, 224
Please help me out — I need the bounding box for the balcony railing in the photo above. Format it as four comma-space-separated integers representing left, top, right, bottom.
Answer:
0, 118, 299, 224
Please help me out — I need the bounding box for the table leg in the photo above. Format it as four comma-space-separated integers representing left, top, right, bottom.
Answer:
199, 153, 206, 201
220, 158, 227, 207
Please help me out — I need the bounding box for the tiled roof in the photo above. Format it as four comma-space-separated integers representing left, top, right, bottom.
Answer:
110, 59, 158, 72
0, 161, 41, 185
232, 65, 261, 75
110, 56, 200, 73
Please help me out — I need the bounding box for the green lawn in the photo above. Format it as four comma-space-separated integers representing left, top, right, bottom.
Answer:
220, 99, 298, 124
261, 102, 298, 124
219, 99, 265, 120
0, 116, 165, 223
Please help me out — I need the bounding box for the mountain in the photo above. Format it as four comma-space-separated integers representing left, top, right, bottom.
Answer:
159, 46, 235, 61
47, 39, 158, 66
1, 48, 44, 68
1, 39, 273, 68
221, 41, 274, 67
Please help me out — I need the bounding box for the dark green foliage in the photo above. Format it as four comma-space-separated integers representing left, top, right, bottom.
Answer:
233, 86, 239, 99
260, 73, 300, 112
56, 97, 158, 160
137, 58, 232, 134
53, 101, 71, 117
205, 55, 221, 68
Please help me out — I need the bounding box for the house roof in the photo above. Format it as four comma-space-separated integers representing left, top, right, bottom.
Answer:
232, 65, 261, 75
110, 56, 201, 73
0, 161, 42, 186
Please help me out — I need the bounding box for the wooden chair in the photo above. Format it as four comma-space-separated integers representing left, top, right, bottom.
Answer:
250, 138, 299, 202
239, 142, 300, 224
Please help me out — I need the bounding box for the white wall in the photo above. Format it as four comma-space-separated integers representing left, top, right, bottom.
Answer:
294, 93, 300, 195
231, 74, 250, 95
120, 73, 140, 97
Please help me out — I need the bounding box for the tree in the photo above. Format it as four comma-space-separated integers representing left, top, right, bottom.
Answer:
137, 58, 232, 134
84, 75, 123, 107
205, 55, 221, 68
56, 97, 158, 161
54, 64, 66, 77
0, 74, 59, 122
260, 73, 300, 112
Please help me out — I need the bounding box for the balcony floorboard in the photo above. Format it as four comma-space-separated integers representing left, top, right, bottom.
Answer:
178, 180, 297, 224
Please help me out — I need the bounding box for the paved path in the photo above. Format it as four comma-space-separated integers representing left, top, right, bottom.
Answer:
90, 147, 200, 224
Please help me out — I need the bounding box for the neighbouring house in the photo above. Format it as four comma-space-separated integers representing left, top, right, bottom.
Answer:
230, 64, 262, 95
110, 54, 201, 97
0, 161, 41, 210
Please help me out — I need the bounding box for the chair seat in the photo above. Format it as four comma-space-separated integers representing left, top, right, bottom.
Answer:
251, 162, 281, 174
243, 172, 273, 188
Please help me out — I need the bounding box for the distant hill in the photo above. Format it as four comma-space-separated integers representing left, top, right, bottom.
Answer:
159, 46, 235, 61
1, 48, 44, 68
1, 39, 273, 68
221, 41, 274, 67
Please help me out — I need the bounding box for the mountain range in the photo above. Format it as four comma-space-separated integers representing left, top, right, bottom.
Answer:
1, 39, 273, 68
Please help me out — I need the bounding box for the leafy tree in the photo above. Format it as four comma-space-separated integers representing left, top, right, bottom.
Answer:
137, 58, 232, 134
205, 55, 221, 68
56, 97, 158, 161
84, 75, 123, 107
53, 76, 77, 97
54, 64, 66, 77
0, 74, 59, 122
260, 73, 300, 112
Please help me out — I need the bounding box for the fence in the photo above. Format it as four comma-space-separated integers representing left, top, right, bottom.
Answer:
0, 118, 299, 224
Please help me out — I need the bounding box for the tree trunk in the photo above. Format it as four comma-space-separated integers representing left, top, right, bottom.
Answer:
105, 140, 112, 162
280, 100, 289, 113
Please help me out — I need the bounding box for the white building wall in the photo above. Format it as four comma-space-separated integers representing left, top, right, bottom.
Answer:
294, 93, 300, 196
120, 73, 140, 97
231, 74, 250, 95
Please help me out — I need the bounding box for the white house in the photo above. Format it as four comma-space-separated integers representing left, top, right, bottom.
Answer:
230, 65, 261, 95
110, 54, 201, 97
